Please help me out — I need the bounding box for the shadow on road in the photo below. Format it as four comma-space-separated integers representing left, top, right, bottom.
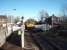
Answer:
6, 31, 21, 47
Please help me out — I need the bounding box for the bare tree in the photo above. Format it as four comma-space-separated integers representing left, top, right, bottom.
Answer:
61, 4, 67, 17
14, 17, 20, 23
61, 5, 67, 29
39, 9, 49, 23
25, 18, 37, 24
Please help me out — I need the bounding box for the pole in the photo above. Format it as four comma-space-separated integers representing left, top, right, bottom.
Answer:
10, 16, 13, 33
52, 17, 53, 27
21, 25, 24, 48
21, 16, 25, 48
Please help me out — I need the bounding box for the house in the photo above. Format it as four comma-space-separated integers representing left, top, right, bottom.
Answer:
45, 14, 62, 27
0, 15, 7, 28
0, 15, 7, 47
35, 14, 62, 31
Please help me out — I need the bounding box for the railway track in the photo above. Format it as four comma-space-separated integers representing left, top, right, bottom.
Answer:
30, 32, 65, 50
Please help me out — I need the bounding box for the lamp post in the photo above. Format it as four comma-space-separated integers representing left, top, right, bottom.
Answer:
4, 9, 16, 33
11, 9, 16, 32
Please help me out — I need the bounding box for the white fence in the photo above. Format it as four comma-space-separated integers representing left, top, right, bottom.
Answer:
0, 28, 6, 47
35, 24, 52, 31
6, 25, 21, 37
0, 25, 23, 47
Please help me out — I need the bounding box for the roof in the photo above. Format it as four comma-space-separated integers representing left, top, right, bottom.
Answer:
0, 15, 7, 19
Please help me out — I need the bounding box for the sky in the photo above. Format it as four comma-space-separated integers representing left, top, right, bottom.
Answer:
0, 0, 67, 21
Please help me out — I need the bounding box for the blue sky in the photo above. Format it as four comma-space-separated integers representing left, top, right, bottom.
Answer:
0, 0, 67, 21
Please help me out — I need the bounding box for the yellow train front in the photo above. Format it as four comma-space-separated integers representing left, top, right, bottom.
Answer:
25, 23, 35, 30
